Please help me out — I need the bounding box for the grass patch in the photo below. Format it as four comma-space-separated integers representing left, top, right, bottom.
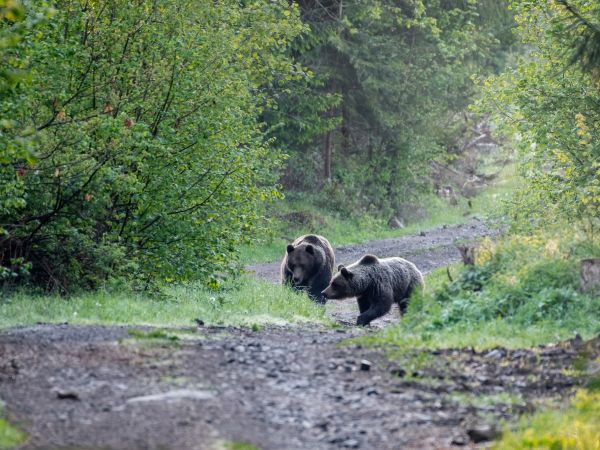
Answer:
128, 329, 181, 342
493, 389, 600, 450
221, 442, 259, 450
0, 404, 26, 449
0, 277, 331, 329
356, 233, 600, 351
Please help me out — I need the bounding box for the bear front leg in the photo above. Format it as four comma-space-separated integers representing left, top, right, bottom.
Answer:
356, 288, 393, 326
308, 284, 327, 304
357, 296, 371, 313
308, 272, 330, 304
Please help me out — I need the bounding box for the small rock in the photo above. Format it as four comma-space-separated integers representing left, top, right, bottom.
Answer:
390, 367, 406, 377
55, 389, 80, 401
360, 360, 372, 371
451, 434, 468, 446
342, 438, 360, 448
127, 389, 214, 403
467, 424, 500, 443
485, 348, 506, 359
419, 231, 426, 236
193, 318, 204, 327
234, 345, 245, 353
316, 420, 329, 430
366, 388, 378, 396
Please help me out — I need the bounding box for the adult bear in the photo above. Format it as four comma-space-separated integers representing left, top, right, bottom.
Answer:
321, 254, 424, 325
281, 234, 335, 304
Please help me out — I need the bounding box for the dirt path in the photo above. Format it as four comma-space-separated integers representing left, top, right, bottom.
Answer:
0, 325, 594, 450
0, 221, 594, 450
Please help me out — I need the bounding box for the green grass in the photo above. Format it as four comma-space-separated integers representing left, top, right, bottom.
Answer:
0, 277, 331, 329
493, 389, 600, 450
0, 404, 26, 449
222, 442, 259, 450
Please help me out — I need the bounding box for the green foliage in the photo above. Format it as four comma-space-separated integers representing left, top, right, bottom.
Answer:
359, 233, 600, 350
0, 0, 53, 225
422, 235, 599, 329
493, 389, 600, 450
0, 0, 304, 291
0, 276, 331, 329
477, 0, 600, 233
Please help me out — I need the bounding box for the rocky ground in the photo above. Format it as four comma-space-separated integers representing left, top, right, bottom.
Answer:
0, 221, 595, 450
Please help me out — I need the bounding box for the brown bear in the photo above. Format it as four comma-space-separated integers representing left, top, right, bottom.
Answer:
281, 234, 335, 304
321, 254, 424, 325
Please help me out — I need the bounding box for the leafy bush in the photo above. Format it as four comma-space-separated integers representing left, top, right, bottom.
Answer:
0, 0, 304, 291
427, 236, 599, 329
478, 0, 600, 233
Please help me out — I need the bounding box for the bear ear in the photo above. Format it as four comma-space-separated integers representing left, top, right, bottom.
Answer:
360, 254, 378, 265
341, 267, 353, 279
305, 244, 314, 254
287, 244, 295, 254
337, 264, 345, 271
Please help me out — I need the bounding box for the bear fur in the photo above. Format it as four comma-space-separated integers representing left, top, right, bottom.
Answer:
321, 254, 424, 326
281, 234, 335, 304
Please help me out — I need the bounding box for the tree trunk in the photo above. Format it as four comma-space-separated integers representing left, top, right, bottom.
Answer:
458, 245, 476, 265
323, 129, 332, 181
580, 258, 600, 294
341, 99, 350, 155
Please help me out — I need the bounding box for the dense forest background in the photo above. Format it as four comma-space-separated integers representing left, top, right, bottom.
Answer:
1, 0, 599, 293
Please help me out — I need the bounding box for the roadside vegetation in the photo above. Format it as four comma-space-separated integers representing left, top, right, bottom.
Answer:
494, 389, 600, 450
0, 277, 330, 329
360, 234, 600, 350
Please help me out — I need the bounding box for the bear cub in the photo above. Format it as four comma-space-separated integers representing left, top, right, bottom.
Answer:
321, 254, 424, 325
281, 234, 335, 304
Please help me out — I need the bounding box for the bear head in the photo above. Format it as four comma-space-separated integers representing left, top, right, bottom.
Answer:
321, 265, 356, 299
285, 243, 321, 286
321, 255, 378, 299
